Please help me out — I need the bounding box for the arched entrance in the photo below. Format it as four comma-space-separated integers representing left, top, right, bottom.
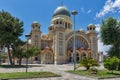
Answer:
81, 52, 87, 59
68, 52, 72, 62
66, 33, 90, 62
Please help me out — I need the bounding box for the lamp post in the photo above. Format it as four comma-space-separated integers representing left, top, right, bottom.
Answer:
25, 34, 30, 73
71, 10, 78, 71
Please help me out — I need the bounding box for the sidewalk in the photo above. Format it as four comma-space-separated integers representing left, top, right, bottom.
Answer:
0, 64, 120, 80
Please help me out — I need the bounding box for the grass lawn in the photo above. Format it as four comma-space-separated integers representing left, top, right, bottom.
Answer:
0, 72, 60, 79
68, 70, 120, 79
0, 65, 26, 68
0, 65, 43, 68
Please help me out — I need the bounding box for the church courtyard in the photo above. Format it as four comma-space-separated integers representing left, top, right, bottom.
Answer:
0, 63, 120, 80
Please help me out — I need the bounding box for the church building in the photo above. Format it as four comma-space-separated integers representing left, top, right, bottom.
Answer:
29, 5, 98, 64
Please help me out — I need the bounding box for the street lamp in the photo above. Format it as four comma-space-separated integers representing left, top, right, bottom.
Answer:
71, 10, 78, 71
25, 34, 30, 73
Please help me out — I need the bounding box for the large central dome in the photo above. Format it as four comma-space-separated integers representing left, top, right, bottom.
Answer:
53, 6, 71, 17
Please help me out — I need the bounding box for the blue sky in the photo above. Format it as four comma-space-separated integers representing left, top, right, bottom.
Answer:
0, 0, 120, 53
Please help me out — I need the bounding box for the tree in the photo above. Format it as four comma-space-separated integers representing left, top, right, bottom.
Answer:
23, 46, 40, 62
100, 17, 120, 70
0, 10, 24, 65
104, 57, 119, 73
12, 39, 25, 65
100, 17, 120, 58
78, 57, 99, 70
108, 46, 120, 58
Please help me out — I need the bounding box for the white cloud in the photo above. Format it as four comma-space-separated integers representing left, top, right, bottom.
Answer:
95, 24, 100, 32
112, 0, 120, 8
98, 39, 111, 54
96, 0, 120, 18
87, 9, 91, 14
80, 8, 92, 14
95, 24, 111, 54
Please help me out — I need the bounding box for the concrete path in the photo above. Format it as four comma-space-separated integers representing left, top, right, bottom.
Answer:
0, 64, 120, 80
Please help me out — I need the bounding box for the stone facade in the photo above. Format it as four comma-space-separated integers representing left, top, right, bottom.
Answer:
28, 6, 98, 64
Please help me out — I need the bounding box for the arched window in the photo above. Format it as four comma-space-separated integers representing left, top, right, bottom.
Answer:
36, 24, 38, 27
90, 27, 92, 30
81, 53, 86, 58
68, 23, 70, 29
59, 32, 63, 56
60, 21, 62, 24
45, 53, 51, 59
76, 53, 79, 62
68, 53, 72, 62
67, 37, 87, 50
89, 52, 92, 58
77, 53, 79, 56
56, 21, 59, 24
65, 22, 67, 28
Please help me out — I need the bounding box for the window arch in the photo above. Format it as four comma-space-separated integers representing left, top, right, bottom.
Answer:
45, 53, 51, 59
68, 23, 70, 29
60, 21, 62, 24
56, 21, 59, 24
65, 22, 67, 28
81, 52, 86, 58
67, 37, 88, 50
76, 53, 79, 62
89, 52, 92, 58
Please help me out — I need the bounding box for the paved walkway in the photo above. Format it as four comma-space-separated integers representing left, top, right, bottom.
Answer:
0, 63, 120, 80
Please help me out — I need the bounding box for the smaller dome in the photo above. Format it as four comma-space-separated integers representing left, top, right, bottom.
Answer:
31, 21, 40, 28
32, 21, 39, 24
78, 29, 85, 32
87, 24, 96, 28
87, 24, 96, 31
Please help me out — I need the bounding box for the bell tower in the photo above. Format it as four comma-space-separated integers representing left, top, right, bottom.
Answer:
87, 24, 98, 60
30, 21, 41, 48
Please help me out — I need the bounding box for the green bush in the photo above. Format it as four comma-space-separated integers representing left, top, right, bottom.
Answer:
78, 57, 99, 70
104, 57, 119, 73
